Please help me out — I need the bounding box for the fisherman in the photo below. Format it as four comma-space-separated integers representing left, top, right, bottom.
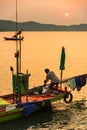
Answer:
44, 68, 60, 94
13, 29, 23, 38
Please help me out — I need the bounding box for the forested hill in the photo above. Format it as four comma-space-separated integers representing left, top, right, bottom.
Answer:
0, 20, 87, 31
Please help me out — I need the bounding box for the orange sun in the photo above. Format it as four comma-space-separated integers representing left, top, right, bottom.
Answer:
65, 12, 69, 17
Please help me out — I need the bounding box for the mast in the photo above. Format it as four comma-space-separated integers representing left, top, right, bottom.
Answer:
16, 0, 22, 73
15, 0, 21, 103
16, 0, 18, 51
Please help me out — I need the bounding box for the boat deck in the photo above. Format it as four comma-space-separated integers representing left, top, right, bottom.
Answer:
5, 94, 59, 104
0, 89, 66, 104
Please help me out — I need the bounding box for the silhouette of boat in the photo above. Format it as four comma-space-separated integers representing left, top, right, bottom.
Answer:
4, 36, 24, 41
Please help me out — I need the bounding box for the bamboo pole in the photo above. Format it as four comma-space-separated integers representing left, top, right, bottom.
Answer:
26, 70, 29, 102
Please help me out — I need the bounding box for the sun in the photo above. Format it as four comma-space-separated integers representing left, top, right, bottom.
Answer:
65, 12, 69, 17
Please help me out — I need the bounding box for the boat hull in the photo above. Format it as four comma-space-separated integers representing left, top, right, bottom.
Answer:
4, 37, 24, 41
0, 107, 23, 123
0, 92, 65, 123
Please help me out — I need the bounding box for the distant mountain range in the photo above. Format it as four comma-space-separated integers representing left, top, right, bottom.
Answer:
0, 20, 87, 31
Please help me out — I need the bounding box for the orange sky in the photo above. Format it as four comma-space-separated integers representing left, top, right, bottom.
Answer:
0, 0, 87, 25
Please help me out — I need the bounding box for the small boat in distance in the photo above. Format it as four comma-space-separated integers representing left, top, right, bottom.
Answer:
4, 36, 24, 41
4, 29, 23, 41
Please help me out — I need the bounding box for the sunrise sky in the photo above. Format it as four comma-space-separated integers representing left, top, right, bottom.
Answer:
0, 0, 87, 25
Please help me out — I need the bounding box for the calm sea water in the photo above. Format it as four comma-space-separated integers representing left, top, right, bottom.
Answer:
0, 32, 87, 130
0, 31, 87, 95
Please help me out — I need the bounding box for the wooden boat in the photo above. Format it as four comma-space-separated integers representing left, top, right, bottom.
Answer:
0, 72, 87, 123
0, 84, 73, 123
4, 36, 24, 41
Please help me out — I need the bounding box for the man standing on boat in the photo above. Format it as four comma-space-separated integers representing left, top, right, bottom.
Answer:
44, 68, 60, 94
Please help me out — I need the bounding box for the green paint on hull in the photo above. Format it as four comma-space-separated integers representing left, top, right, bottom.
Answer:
0, 108, 23, 123
50, 94, 64, 102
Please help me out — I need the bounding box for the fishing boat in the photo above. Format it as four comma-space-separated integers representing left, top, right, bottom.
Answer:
4, 36, 24, 41
0, 72, 87, 123
0, 82, 73, 123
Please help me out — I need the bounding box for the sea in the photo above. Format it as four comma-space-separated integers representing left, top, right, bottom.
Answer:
0, 31, 87, 130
